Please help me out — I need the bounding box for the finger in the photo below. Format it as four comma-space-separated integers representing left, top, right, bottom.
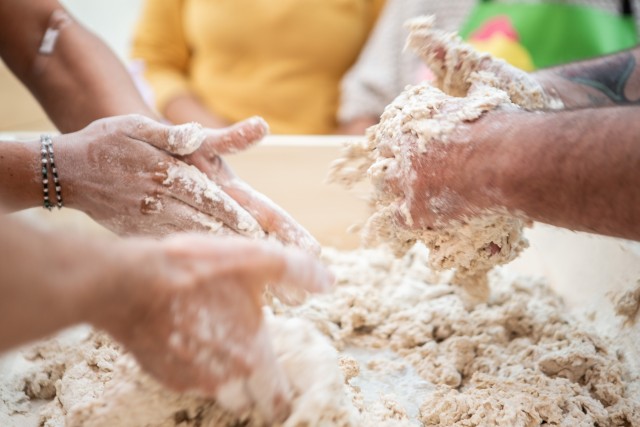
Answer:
160, 161, 265, 238
122, 115, 208, 156
217, 239, 333, 303
387, 201, 415, 231
259, 243, 334, 304
222, 179, 321, 255
194, 116, 269, 158
157, 201, 239, 236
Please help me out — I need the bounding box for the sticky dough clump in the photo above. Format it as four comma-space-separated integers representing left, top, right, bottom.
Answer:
331, 16, 562, 301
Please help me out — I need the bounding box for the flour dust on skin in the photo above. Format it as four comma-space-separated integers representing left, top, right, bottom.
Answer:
330, 16, 563, 303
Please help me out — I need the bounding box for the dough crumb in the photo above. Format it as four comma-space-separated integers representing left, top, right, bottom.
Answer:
613, 279, 640, 323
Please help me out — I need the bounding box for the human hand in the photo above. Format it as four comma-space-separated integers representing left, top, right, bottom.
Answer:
97, 234, 334, 422
56, 114, 319, 253
180, 117, 320, 254
370, 83, 512, 230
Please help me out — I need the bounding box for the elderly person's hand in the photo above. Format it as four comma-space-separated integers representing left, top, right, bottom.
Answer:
95, 234, 333, 422
56, 114, 319, 253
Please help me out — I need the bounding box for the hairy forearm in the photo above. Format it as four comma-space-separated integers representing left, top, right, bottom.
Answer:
535, 46, 640, 109
487, 107, 640, 240
0, 0, 157, 133
0, 215, 125, 351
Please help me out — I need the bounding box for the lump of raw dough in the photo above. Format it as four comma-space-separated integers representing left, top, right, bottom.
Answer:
330, 16, 563, 302
26, 317, 358, 427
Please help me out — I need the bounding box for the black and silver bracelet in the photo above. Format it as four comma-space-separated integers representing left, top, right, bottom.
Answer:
40, 135, 52, 210
40, 134, 64, 210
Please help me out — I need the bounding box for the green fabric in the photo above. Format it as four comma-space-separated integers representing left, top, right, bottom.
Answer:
459, 2, 638, 69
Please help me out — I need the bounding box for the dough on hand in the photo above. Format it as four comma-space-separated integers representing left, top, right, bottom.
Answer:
330, 16, 562, 303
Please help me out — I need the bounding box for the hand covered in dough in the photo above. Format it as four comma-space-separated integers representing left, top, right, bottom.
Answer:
369, 82, 515, 231
56, 114, 319, 252
98, 234, 334, 423
360, 16, 563, 231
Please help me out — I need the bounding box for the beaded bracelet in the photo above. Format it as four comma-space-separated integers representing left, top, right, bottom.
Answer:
40, 135, 52, 210
40, 134, 64, 210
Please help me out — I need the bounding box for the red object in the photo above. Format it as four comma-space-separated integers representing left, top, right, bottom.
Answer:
470, 16, 519, 42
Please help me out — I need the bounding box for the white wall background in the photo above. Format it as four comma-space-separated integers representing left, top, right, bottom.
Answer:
0, 1, 145, 130
61, 0, 144, 60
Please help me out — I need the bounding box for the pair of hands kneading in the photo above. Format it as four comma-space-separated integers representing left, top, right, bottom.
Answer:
5, 114, 331, 422
54, 114, 319, 254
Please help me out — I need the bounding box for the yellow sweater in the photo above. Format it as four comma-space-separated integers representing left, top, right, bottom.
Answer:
131, 0, 384, 134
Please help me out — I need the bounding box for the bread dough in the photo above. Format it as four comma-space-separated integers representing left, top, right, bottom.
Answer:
2, 246, 637, 426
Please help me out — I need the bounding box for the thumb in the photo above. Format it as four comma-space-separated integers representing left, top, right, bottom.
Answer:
122, 115, 269, 157
248, 241, 335, 305
198, 116, 269, 156
121, 115, 208, 155
405, 15, 483, 97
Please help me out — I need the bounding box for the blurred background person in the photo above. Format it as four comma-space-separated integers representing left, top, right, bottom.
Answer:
338, 0, 640, 134
130, 0, 385, 135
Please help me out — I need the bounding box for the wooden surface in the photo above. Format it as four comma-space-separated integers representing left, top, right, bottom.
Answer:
225, 136, 371, 249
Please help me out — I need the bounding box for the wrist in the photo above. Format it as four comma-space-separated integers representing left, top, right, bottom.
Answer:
48, 133, 81, 209
463, 109, 525, 215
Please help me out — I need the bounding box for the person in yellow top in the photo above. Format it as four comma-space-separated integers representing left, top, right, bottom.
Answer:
131, 0, 384, 135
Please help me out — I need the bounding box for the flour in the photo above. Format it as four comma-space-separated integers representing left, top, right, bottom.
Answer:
1, 246, 638, 426
166, 122, 206, 156
330, 16, 563, 300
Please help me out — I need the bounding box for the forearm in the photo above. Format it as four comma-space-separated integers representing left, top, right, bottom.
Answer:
0, 215, 125, 351
486, 107, 640, 240
535, 46, 640, 109
0, 139, 42, 211
0, 1, 158, 133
